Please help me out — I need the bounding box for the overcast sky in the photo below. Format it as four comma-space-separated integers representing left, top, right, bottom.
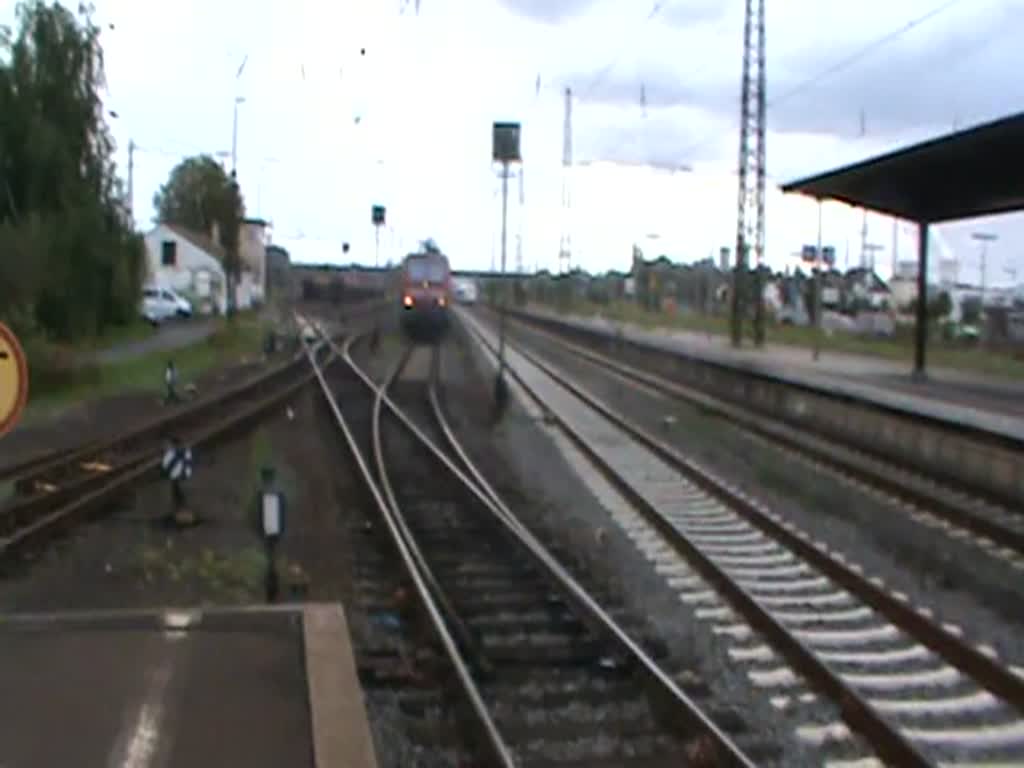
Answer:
4, 0, 1023, 283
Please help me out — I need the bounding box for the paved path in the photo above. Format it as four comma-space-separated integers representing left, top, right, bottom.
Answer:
0, 606, 377, 768
96, 318, 217, 365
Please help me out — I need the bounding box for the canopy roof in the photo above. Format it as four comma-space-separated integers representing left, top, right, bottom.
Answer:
781, 112, 1024, 223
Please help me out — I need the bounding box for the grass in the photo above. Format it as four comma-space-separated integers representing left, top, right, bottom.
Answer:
139, 542, 269, 602
538, 299, 1024, 380
90, 320, 160, 352
23, 311, 271, 423
129, 424, 305, 604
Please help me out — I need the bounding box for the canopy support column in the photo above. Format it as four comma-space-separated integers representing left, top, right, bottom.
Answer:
913, 220, 929, 381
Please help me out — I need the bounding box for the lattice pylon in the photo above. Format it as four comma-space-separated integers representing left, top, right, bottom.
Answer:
731, 0, 767, 347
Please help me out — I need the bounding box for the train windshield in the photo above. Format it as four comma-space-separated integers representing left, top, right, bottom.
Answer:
407, 258, 447, 284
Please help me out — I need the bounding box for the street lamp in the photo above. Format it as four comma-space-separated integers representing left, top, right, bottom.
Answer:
231, 96, 246, 177
812, 198, 823, 362
971, 232, 997, 305
492, 121, 522, 415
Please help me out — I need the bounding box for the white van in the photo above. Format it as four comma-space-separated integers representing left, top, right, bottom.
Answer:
141, 285, 193, 325
454, 279, 479, 305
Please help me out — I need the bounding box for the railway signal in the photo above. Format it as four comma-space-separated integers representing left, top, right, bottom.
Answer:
371, 205, 386, 267
492, 121, 522, 416
0, 322, 29, 439
161, 437, 194, 525
164, 360, 179, 404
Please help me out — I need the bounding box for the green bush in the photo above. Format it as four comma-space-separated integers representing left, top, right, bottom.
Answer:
21, 336, 100, 397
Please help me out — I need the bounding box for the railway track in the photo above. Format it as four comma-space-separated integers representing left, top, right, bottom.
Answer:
457, 307, 1024, 766
0, 316, 352, 562
498, 311, 1024, 570
307, 326, 764, 766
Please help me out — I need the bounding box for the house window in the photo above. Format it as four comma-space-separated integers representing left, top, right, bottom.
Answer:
161, 241, 177, 267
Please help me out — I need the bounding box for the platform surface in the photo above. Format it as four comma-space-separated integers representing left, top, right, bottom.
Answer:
0, 604, 377, 768
525, 306, 1024, 442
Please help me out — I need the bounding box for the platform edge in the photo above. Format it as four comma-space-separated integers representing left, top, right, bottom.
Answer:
303, 603, 379, 768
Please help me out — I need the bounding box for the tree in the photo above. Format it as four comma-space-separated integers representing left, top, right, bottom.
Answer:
0, 1, 143, 341
961, 296, 983, 325
153, 155, 245, 313
930, 290, 953, 321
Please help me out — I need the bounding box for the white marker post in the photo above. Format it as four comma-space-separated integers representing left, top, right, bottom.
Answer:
259, 466, 286, 602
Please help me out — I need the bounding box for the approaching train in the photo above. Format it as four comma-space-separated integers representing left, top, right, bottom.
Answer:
398, 245, 453, 342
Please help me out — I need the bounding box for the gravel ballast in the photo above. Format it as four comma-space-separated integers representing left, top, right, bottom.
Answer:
441, 317, 825, 766
499, 314, 1024, 671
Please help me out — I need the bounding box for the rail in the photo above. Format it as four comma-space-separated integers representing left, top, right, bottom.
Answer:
0, 338, 336, 561
459, 309, 1024, 766
327, 326, 757, 766
303, 327, 516, 767
500, 314, 1024, 560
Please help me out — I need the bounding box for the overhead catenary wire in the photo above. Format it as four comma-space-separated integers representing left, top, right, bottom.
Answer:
581, 0, 975, 171
669, 0, 975, 167
565, 0, 678, 102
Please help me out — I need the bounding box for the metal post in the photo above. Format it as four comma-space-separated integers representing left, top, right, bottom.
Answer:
127, 139, 135, 223
375, 225, 380, 268
812, 198, 823, 361
972, 232, 997, 306
731, 245, 744, 348
753, 260, 764, 347
497, 161, 509, 377
494, 161, 511, 413
231, 100, 239, 176
913, 221, 930, 380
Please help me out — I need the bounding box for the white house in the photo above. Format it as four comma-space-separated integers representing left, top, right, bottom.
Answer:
144, 223, 228, 315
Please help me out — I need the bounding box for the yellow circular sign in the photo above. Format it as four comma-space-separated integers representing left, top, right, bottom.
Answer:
0, 322, 29, 438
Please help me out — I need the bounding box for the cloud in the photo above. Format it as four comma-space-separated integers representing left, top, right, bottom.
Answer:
766, 3, 1021, 138
566, 0, 1019, 146
497, 0, 600, 24
554, 0, 1024, 190
660, 0, 728, 28
9, 0, 1019, 276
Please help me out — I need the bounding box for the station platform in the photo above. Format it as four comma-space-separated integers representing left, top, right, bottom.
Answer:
519, 306, 1024, 444
0, 603, 378, 768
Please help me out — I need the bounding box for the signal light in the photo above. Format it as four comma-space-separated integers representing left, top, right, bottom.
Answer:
438, 296, 447, 307
403, 295, 413, 308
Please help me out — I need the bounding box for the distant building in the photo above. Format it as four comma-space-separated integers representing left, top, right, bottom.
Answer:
265, 244, 291, 301
239, 218, 270, 306
889, 275, 918, 310
143, 223, 227, 315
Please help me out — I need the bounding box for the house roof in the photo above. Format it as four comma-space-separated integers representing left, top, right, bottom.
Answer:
780, 111, 1024, 223
162, 223, 226, 259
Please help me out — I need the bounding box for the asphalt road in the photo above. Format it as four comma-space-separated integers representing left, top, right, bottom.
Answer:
97, 318, 217, 365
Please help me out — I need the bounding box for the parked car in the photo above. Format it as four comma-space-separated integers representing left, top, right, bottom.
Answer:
141, 285, 193, 325
163, 286, 194, 317
141, 286, 178, 326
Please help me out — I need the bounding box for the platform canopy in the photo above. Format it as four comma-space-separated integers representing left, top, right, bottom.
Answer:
780, 111, 1024, 223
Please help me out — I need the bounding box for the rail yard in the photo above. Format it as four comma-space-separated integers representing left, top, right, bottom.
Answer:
1, 293, 1022, 767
